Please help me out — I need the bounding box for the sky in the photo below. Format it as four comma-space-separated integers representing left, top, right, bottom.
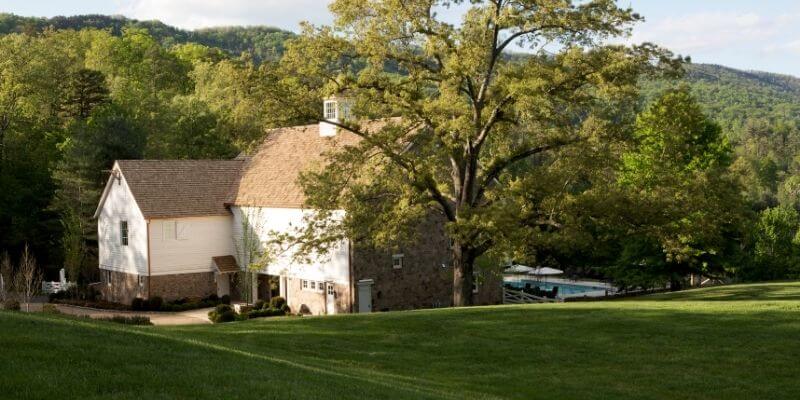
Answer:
1, 0, 799, 76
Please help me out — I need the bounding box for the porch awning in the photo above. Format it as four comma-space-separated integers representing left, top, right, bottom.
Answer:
213, 255, 240, 274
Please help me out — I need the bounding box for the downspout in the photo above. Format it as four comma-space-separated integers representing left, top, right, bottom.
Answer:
146, 219, 152, 299
348, 239, 354, 313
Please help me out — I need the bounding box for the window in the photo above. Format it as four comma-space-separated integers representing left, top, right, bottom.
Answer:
104, 270, 112, 287
302, 280, 325, 293
324, 100, 337, 120
163, 221, 175, 241
392, 254, 404, 269
472, 272, 479, 294
176, 221, 189, 240
120, 221, 129, 246
327, 284, 334, 295
138, 275, 146, 288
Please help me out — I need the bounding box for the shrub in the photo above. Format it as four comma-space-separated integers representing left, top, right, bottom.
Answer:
41, 304, 60, 314
147, 296, 163, 311
247, 307, 287, 319
131, 297, 146, 311
208, 303, 237, 323
3, 299, 20, 311
221, 294, 231, 304
207, 293, 219, 302
270, 296, 286, 310
98, 315, 153, 325
254, 300, 266, 310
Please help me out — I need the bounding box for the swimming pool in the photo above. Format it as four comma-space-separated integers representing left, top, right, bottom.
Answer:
505, 280, 611, 297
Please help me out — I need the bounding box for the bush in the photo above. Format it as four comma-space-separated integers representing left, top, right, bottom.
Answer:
147, 296, 163, 311
221, 294, 231, 305
254, 300, 266, 310
3, 299, 20, 311
208, 303, 236, 323
270, 296, 286, 310
41, 304, 60, 314
131, 297, 146, 311
246, 307, 286, 319
97, 315, 153, 325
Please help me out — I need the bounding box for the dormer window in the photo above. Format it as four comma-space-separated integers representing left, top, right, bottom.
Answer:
319, 96, 352, 137
324, 100, 337, 120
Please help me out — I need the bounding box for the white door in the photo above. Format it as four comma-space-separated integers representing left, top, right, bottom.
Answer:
326, 282, 336, 315
217, 273, 230, 297
357, 281, 372, 313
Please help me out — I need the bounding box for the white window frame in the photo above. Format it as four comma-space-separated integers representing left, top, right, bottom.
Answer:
327, 284, 334, 295
120, 221, 129, 246
472, 272, 479, 294
104, 270, 112, 287
163, 220, 176, 241
302, 280, 308, 289
324, 100, 337, 120
392, 254, 404, 269
138, 275, 146, 288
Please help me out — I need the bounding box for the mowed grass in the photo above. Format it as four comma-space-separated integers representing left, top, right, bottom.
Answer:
3, 282, 800, 399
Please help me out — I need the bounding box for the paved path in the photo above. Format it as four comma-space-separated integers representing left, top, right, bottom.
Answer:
23, 302, 213, 325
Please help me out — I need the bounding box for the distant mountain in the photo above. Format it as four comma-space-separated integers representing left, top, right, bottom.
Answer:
0, 13, 295, 62
642, 64, 800, 135
1, 13, 799, 134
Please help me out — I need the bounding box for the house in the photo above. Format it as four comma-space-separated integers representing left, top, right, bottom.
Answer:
95, 98, 502, 313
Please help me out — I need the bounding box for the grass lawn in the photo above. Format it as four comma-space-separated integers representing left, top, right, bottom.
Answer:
2, 282, 800, 399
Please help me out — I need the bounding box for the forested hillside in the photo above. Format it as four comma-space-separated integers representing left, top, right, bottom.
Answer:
0, 13, 295, 62
1, 13, 800, 286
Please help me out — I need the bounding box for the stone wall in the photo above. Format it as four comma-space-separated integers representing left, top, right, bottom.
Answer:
149, 272, 216, 301
351, 215, 503, 312
284, 277, 350, 315
101, 269, 146, 304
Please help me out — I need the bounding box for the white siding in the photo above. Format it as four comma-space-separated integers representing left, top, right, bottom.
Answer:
98, 172, 148, 275
231, 207, 350, 284
149, 215, 235, 276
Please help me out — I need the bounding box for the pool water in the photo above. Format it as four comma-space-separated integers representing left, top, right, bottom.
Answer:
506, 280, 610, 296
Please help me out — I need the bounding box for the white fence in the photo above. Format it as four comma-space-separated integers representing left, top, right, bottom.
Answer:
42, 281, 75, 294
503, 288, 562, 304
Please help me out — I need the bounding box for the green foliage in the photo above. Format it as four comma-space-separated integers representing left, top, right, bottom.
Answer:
208, 304, 236, 323
277, 0, 681, 304
269, 296, 286, 310
2, 299, 20, 311
96, 315, 153, 325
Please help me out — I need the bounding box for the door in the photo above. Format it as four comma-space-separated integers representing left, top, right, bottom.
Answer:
217, 273, 230, 297
326, 282, 336, 315
357, 281, 372, 313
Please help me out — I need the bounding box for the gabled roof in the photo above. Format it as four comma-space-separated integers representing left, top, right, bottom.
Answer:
95, 159, 245, 219
227, 123, 364, 208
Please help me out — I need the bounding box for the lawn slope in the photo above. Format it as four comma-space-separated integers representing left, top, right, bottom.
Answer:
2, 282, 800, 399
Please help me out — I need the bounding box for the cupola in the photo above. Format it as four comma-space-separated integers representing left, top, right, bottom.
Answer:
319, 96, 352, 137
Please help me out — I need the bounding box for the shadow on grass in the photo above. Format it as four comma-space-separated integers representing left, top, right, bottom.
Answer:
3, 299, 800, 399
636, 281, 800, 302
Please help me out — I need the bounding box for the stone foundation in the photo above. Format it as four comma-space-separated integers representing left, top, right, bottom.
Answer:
149, 272, 216, 301
101, 269, 146, 305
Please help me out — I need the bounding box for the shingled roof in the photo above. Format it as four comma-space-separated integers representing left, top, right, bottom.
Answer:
102, 159, 245, 219
228, 123, 364, 208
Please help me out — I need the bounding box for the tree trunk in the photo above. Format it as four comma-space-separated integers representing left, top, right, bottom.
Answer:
452, 244, 474, 307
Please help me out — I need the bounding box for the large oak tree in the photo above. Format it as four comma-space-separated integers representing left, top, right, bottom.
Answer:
271, 0, 682, 306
